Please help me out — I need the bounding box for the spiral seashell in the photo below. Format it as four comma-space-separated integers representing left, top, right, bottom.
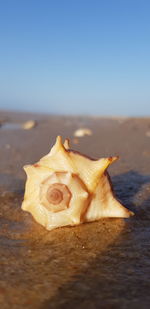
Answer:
21, 136, 134, 230
40, 172, 72, 211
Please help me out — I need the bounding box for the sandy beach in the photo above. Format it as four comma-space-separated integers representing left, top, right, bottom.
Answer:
0, 110, 150, 308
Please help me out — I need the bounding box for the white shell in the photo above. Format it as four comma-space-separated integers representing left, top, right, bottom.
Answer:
74, 128, 92, 137
21, 136, 134, 230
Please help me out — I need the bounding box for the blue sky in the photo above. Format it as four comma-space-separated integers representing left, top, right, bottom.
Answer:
0, 0, 150, 116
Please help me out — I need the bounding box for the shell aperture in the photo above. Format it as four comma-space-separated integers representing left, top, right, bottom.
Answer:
21, 136, 134, 230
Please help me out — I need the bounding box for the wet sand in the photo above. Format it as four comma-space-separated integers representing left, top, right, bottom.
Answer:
0, 110, 150, 308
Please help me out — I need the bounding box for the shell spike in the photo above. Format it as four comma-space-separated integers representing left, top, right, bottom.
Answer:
56, 135, 63, 146
108, 156, 119, 164
64, 138, 70, 150
49, 135, 65, 156
23, 164, 30, 172
23, 164, 34, 175
54, 135, 64, 151
98, 156, 119, 172
93, 156, 119, 182
39, 136, 75, 172
108, 199, 134, 218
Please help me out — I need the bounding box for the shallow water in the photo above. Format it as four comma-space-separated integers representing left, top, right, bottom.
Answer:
2, 122, 23, 130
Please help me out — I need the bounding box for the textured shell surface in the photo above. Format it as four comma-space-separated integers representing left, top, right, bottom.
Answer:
21, 136, 134, 230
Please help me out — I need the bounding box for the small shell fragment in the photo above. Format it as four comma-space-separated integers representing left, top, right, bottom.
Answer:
22, 120, 36, 130
74, 128, 92, 137
22, 136, 134, 230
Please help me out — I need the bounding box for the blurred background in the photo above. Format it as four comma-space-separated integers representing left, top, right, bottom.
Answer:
0, 0, 150, 116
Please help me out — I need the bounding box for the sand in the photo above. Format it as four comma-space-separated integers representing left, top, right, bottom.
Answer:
0, 110, 150, 308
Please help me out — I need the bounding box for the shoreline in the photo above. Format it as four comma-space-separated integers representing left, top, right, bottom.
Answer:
1, 109, 150, 121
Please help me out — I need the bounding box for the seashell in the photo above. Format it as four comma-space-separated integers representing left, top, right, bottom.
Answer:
22, 120, 36, 130
74, 128, 92, 137
22, 136, 134, 230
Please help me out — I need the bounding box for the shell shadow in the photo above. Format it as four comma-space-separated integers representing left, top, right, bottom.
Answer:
112, 170, 150, 214
40, 170, 150, 309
